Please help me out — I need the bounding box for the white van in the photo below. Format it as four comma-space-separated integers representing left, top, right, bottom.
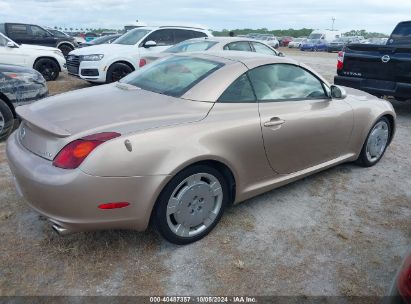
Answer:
308, 30, 342, 42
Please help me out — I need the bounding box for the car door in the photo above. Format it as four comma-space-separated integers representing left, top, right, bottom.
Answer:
248, 63, 353, 174
29, 25, 56, 47
139, 29, 175, 55
0, 35, 25, 66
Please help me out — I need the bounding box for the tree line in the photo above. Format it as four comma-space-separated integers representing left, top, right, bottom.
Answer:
212, 28, 389, 38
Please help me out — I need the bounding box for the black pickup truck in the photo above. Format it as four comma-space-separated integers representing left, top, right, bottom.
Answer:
334, 21, 411, 101
0, 23, 78, 57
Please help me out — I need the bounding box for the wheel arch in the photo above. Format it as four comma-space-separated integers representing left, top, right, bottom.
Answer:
108, 60, 136, 72
34, 56, 62, 72
56, 41, 75, 49
148, 158, 237, 227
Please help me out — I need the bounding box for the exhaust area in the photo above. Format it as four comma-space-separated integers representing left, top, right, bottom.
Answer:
51, 223, 72, 236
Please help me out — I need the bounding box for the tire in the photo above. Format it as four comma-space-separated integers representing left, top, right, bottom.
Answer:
58, 44, 74, 57
153, 164, 229, 244
34, 58, 60, 81
356, 117, 391, 167
106, 63, 133, 83
0, 99, 14, 141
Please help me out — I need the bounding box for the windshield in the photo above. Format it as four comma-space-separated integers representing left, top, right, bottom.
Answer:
309, 33, 323, 39
50, 30, 68, 38
120, 56, 223, 98
165, 40, 218, 53
114, 29, 151, 45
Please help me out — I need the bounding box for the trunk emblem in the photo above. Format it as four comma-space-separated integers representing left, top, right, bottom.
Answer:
381, 55, 391, 63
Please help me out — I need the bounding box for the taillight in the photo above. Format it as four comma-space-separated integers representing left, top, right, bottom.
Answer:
337, 51, 344, 70
139, 59, 146, 67
53, 132, 121, 169
398, 253, 411, 303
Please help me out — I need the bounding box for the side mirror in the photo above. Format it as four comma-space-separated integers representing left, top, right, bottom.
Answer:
278, 52, 285, 57
331, 85, 347, 99
6, 41, 17, 48
144, 40, 157, 48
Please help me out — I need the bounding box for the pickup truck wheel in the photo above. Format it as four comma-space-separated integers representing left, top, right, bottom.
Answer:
59, 44, 74, 57
357, 117, 391, 167
106, 63, 133, 83
0, 99, 14, 141
34, 58, 60, 81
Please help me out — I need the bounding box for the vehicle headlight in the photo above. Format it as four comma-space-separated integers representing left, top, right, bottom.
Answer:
80, 54, 104, 61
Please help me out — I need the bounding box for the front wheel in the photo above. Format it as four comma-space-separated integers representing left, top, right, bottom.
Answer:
106, 63, 133, 83
153, 165, 229, 244
34, 58, 60, 81
357, 117, 391, 167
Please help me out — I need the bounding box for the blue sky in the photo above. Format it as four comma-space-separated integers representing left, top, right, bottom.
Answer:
0, 0, 409, 34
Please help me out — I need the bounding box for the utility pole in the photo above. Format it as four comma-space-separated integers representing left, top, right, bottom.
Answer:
331, 17, 336, 31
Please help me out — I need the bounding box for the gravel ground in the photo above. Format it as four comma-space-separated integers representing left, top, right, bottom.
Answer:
0, 48, 410, 297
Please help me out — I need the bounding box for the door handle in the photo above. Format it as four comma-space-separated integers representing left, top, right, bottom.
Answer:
264, 117, 285, 127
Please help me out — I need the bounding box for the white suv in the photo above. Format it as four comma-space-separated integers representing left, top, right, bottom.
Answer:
67, 26, 212, 83
0, 32, 66, 81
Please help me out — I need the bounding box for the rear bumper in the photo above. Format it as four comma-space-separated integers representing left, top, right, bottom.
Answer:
334, 75, 411, 99
6, 131, 170, 233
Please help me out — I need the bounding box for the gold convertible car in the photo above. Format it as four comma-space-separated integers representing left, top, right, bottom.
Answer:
6, 51, 396, 244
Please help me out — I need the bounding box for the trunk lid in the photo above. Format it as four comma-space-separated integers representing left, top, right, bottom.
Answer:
17, 83, 213, 160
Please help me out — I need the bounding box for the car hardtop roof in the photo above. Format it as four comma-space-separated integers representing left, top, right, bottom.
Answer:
133, 26, 208, 31
176, 50, 297, 67
180, 36, 272, 44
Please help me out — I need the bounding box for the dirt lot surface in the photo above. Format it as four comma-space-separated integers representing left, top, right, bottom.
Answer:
0, 48, 410, 297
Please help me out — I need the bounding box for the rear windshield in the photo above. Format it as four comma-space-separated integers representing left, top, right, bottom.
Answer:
391, 22, 411, 39
120, 56, 223, 97
166, 40, 218, 53
114, 29, 150, 45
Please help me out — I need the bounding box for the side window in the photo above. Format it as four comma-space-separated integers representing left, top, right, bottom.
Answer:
218, 74, 256, 103
173, 29, 192, 44
251, 42, 277, 55
189, 30, 207, 39
30, 25, 48, 38
0, 35, 7, 47
223, 41, 252, 52
174, 30, 207, 43
9, 24, 28, 37
248, 64, 327, 101
145, 29, 174, 46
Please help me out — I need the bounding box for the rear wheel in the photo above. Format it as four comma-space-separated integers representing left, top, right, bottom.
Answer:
153, 165, 229, 244
106, 63, 133, 83
34, 58, 60, 81
357, 117, 391, 167
58, 44, 74, 57
0, 99, 14, 141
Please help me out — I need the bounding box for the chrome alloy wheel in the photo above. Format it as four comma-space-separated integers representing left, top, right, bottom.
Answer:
366, 120, 389, 163
166, 173, 223, 238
